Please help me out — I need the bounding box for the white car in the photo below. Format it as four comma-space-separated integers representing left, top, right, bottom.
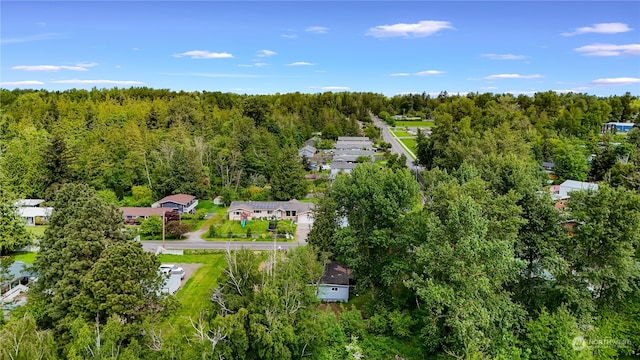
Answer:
159, 264, 185, 280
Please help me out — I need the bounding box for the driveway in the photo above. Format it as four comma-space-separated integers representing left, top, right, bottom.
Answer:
295, 223, 312, 244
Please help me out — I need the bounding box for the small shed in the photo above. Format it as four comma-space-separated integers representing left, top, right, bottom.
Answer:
317, 261, 351, 302
213, 196, 224, 205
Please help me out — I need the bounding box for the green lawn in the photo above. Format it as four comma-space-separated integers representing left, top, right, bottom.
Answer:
395, 120, 434, 128
25, 225, 47, 239
399, 138, 417, 158
207, 219, 296, 240
391, 130, 414, 137
158, 252, 226, 319
10, 251, 37, 264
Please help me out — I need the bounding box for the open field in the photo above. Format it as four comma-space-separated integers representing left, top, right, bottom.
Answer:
400, 138, 418, 154
391, 130, 414, 137
10, 251, 37, 264
394, 120, 434, 128
158, 252, 226, 318
25, 225, 47, 239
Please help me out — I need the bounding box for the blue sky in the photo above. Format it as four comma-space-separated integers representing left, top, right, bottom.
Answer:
1, 1, 639, 96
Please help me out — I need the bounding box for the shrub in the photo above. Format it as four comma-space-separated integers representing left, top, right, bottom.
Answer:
246, 228, 252, 238
140, 216, 162, 236
389, 310, 415, 338
368, 311, 389, 335
165, 220, 190, 239
340, 307, 366, 337
208, 224, 218, 237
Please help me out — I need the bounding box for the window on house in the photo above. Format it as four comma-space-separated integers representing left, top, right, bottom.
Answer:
234, 211, 240, 215
331, 287, 338, 292
267, 211, 273, 214
286, 211, 292, 216
255, 210, 261, 214
292, 211, 297, 216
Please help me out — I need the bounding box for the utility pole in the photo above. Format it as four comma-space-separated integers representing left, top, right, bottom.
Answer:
162, 209, 166, 249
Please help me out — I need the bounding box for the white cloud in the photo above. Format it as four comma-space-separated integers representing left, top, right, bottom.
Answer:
0, 33, 61, 44
485, 73, 543, 80
415, 70, 444, 76
321, 86, 350, 91
0, 80, 45, 87
553, 86, 591, 93
562, 22, 632, 36
188, 73, 260, 78
52, 79, 144, 85
505, 90, 537, 95
389, 70, 444, 76
480, 86, 499, 90
253, 62, 268, 67
574, 43, 640, 56
173, 50, 233, 59
115, 65, 121, 69
590, 77, 640, 86
287, 61, 313, 66
257, 49, 277, 57
281, 34, 297, 39
306, 26, 328, 34
36, 22, 46, 27
237, 64, 253, 67
481, 53, 526, 60
12, 62, 98, 72
133, 47, 139, 51
366, 20, 453, 38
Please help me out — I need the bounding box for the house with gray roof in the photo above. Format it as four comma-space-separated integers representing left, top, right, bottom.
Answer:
227, 199, 314, 224
14, 199, 52, 225
298, 145, 317, 158
316, 261, 351, 302
329, 162, 359, 180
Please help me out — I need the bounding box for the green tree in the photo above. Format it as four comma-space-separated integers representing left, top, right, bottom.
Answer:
33, 183, 127, 330
41, 133, 73, 200
524, 307, 591, 360
270, 146, 308, 201
139, 215, 163, 236
132, 185, 153, 205
553, 142, 588, 181
0, 195, 32, 256
0, 313, 57, 360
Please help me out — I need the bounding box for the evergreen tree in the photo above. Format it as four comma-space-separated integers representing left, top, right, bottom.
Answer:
270, 146, 308, 201
41, 134, 72, 200
0, 192, 32, 256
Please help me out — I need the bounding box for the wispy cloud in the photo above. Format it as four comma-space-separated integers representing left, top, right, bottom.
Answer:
481, 53, 526, 60
0, 33, 61, 45
132, 47, 139, 51
590, 77, 640, 86
51, 79, 144, 85
480, 86, 498, 90
389, 70, 444, 76
281, 34, 297, 39
35, 22, 46, 27
321, 86, 350, 91
562, 22, 632, 36
187, 73, 260, 78
0, 80, 45, 87
173, 50, 233, 59
553, 86, 590, 93
237, 62, 269, 68
485, 73, 543, 80
257, 49, 277, 57
574, 43, 640, 56
505, 90, 537, 95
367, 20, 453, 38
306, 26, 328, 34
287, 61, 313, 66
12, 62, 98, 72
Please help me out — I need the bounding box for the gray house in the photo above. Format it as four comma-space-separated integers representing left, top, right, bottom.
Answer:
298, 145, 317, 158
317, 261, 351, 302
152, 194, 198, 214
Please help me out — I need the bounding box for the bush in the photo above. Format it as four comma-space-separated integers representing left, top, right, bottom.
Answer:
246, 229, 252, 238
165, 221, 190, 239
140, 216, 162, 236
181, 213, 195, 221
195, 208, 207, 220
135, 216, 145, 225
368, 311, 389, 335
340, 307, 366, 337
389, 310, 415, 338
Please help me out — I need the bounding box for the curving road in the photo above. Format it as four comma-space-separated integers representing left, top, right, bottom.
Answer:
370, 113, 423, 175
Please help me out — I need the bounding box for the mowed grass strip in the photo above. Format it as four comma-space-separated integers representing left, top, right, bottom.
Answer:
391, 130, 414, 137
158, 253, 226, 318
394, 120, 434, 127
400, 138, 418, 157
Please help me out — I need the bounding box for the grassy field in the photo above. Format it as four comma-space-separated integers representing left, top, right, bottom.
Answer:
207, 219, 296, 240
158, 252, 226, 319
25, 225, 47, 239
10, 251, 37, 264
395, 121, 434, 128
399, 138, 418, 156
391, 130, 414, 137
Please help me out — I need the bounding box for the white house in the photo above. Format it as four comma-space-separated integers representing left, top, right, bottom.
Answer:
558, 180, 599, 199
14, 199, 52, 225
227, 200, 314, 224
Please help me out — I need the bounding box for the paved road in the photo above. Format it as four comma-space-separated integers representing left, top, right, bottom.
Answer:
371, 113, 421, 172
142, 222, 312, 252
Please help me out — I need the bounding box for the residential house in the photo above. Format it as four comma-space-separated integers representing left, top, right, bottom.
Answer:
332, 149, 375, 163
227, 200, 314, 224
316, 261, 351, 302
152, 194, 198, 214
298, 145, 317, 158
14, 199, 52, 225
1, 261, 36, 300
329, 161, 358, 180
120, 207, 167, 224
558, 180, 599, 199
335, 137, 373, 151
602, 122, 635, 134
542, 161, 555, 172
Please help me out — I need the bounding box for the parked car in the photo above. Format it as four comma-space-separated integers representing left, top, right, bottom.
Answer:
159, 264, 185, 280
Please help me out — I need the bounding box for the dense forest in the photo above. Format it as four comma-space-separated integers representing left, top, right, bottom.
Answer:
1, 88, 640, 359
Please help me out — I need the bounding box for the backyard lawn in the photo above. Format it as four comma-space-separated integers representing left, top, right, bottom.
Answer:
25, 225, 47, 239
10, 251, 37, 264
207, 219, 296, 240
394, 120, 434, 128
158, 252, 227, 318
